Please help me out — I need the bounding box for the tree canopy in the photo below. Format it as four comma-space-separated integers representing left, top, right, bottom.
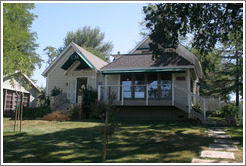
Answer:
3, 3, 42, 77
143, 3, 243, 58
59, 26, 113, 61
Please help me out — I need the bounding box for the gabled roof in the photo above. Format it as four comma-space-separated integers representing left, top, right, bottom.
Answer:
42, 42, 108, 77
101, 52, 193, 71
112, 36, 202, 78
4, 72, 41, 93
129, 36, 150, 54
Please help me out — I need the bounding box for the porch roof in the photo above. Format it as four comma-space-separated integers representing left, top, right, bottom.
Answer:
101, 52, 193, 71
101, 68, 186, 75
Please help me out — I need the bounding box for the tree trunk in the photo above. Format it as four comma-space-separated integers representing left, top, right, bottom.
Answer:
235, 49, 239, 107
102, 110, 109, 162
14, 93, 19, 132
20, 92, 24, 132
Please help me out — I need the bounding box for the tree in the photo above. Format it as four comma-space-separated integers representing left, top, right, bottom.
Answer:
60, 26, 113, 61
218, 31, 243, 105
143, 3, 243, 58
43, 46, 58, 66
3, 3, 42, 77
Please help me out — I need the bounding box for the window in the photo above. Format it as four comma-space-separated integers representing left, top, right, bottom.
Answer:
148, 74, 158, 99
121, 74, 132, 99
160, 74, 172, 99
134, 74, 145, 99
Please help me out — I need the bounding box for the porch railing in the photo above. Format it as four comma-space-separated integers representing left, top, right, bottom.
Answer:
98, 84, 172, 106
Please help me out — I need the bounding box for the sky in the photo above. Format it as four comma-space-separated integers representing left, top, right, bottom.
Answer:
31, 2, 147, 88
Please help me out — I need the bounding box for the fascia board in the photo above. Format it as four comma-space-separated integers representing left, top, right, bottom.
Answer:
100, 65, 195, 72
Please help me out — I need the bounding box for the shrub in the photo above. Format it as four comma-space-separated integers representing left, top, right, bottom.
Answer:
22, 106, 51, 119
220, 104, 238, 126
192, 105, 203, 114
50, 86, 63, 96
80, 87, 98, 118
69, 105, 81, 120
40, 111, 71, 121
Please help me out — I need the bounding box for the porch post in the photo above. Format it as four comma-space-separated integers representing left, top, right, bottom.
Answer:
117, 75, 120, 101
98, 85, 101, 101
187, 69, 191, 115
105, 75, 108, 103
146, 84, 148, 106
121, 85, 124, 105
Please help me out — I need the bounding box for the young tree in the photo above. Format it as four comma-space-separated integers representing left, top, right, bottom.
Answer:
43, 46, 58, 66
3, 3, 42, 77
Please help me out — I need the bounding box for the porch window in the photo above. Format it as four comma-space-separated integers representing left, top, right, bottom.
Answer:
148, 74, 158, 99
160, 74, 172, 99
121, 74, 132, 99
134, 74, 145, 99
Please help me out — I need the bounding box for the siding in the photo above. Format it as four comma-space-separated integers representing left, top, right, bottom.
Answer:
47, 47, 75, 95
173, 72, 188, 107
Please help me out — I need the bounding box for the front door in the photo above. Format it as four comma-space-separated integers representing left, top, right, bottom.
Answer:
76, 78, 87, 103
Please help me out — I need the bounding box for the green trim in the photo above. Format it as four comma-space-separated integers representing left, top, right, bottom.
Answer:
76, 52, 95, 69
61, 52, 95, 70
102, 68, 186, 75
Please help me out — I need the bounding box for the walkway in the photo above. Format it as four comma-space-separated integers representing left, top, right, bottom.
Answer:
192, 127, 240, 163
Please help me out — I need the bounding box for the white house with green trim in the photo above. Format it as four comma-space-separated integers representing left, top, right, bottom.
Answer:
42, 37, 203, 121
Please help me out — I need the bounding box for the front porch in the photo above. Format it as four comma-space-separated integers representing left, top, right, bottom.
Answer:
98, 71, 175, 106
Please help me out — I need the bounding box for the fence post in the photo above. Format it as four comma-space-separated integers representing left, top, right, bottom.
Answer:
98, 85, 101, 101
121, 85, 124, 106
203, 98, 206, 121
146, 84, 148, 106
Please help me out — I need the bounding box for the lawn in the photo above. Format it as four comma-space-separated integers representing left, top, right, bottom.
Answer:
3, 118, 243, 163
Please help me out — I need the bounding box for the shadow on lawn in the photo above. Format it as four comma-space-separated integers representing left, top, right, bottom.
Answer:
4, 121, 212, 163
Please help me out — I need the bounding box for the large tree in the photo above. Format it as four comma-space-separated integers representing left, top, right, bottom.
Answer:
59, 26, 113, 61
143, 3, 243, 58
143, 3, 243, 105
3, 3, 42, 77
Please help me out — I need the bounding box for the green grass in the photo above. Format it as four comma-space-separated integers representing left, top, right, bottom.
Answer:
3, 118, 243, 163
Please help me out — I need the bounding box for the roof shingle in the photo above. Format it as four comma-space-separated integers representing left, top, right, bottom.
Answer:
101, 52, 192, 70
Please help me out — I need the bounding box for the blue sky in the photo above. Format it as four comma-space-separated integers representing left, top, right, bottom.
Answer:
31, 3, 147, 88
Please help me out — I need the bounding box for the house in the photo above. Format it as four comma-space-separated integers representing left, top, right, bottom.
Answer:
3, 72, 41, 116
42, 37, 203, 120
